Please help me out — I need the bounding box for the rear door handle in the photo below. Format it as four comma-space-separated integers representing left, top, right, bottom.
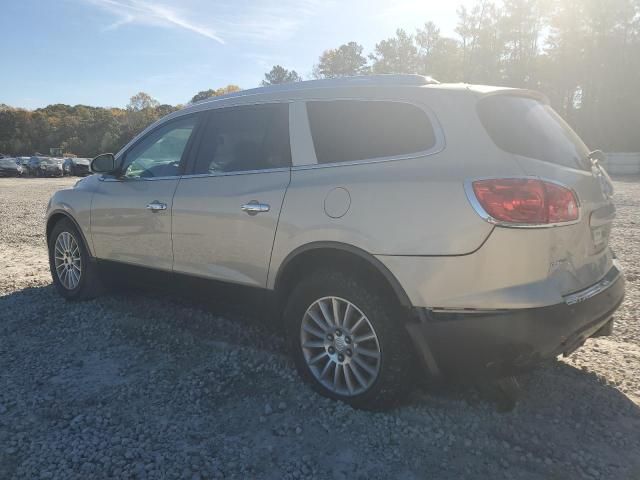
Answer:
146, 201, 167, 212
241, 200, 270, 216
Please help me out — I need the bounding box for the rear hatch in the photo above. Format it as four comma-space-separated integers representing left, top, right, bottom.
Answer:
476, 91, 617, 295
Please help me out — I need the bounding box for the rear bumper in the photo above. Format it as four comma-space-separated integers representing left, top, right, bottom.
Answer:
407, 265, 625, 378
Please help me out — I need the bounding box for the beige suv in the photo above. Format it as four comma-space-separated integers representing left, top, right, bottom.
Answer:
46, 75, 625, 408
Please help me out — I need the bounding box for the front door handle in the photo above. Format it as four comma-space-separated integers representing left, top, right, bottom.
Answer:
146, 201, 167, 212
241, 200, 270, 216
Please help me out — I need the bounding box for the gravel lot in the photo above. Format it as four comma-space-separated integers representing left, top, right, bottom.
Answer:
1, 176, 639, 480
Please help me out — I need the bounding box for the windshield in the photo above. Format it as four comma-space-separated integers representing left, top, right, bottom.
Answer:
477, 95, 591, 170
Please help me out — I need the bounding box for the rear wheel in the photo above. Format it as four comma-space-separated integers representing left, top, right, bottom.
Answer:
48, 218, 104, 300
285, 269, 411, 409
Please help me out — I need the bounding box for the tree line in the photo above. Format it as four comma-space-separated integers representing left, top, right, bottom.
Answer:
1, 0, 639, 157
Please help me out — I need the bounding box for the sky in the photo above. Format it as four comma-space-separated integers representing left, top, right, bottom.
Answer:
0, 0, 475, 109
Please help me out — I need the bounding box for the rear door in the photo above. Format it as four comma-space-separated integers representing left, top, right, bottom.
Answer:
477, 93, 616, 292
91, 114, 199, 270
171, 103, 291, 287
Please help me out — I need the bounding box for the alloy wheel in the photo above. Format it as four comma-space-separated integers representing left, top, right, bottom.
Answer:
300, 296, 381, 396
54, 231, 82, 290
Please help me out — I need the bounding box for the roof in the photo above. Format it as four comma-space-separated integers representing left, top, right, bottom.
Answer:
191, 74, 440, 107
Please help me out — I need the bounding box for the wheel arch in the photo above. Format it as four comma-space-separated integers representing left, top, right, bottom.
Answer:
46, 210, 94, 258
272, 241, 412, 308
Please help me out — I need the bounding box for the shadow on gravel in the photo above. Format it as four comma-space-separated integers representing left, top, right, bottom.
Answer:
5, 281, 638, 416
3, 283, 640, 479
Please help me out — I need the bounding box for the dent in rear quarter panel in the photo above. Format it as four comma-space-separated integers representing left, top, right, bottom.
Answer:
499, 156, 616, 293
377, 225, 613, 309
46, 176, 98, 256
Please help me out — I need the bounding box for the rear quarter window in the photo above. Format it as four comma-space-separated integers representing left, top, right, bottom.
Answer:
306, 100, 437, 164
477, 95, 590, 170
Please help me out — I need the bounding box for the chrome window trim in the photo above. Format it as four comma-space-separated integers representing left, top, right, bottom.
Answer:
291, 97, 446, 170
99, 175, 181, 182
180, 166, 290, 179
113, 99, 295, 161
114, 97, 444, 174
291, 150, 442, 171
463, 176, 582, 228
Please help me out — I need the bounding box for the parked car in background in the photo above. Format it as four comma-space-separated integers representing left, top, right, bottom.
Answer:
16, 157, 31, 169
27, 156, 46, 176
45, 75, 624, 408
38, 157, 65, 177
63, 158, 73, 176
63, 157, 92, 176
0, 158, 25, 177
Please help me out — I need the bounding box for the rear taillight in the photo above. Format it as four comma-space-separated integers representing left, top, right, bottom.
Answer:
468, 178, 579, 226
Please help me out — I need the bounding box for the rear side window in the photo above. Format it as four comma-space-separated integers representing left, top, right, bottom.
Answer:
477, 95, 590, 170
306, 100, 437, 164
193, 103, 291, 174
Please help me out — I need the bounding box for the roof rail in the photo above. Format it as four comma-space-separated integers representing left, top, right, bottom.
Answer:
192, 74, 439, 105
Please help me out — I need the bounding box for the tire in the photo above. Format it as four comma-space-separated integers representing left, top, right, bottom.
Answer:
48, 218, 104, 300
284, 269, 411, 410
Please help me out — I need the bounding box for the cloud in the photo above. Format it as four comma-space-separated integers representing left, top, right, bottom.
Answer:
86, 0, 225, 43
85, 0, 329, 45
215, 0, 329, 42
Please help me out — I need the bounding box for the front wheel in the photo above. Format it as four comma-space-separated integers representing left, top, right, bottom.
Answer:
285, 269, 411, 409
48, 218, 104, 300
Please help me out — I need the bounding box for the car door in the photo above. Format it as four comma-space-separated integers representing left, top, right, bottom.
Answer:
91, 114, 200, 271
172, 103, 291, 287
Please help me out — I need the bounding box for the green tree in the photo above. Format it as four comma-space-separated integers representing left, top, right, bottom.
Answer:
457, 1, 502, 84
416, 22, 463, 81
499, 0, 547, 86
370, 29, 420, 74
261, 65, 302, 86
314, 42, 369, 78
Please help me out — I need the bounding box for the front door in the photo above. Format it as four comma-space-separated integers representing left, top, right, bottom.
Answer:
172, 103, 292, 287
91, 114, 199, 271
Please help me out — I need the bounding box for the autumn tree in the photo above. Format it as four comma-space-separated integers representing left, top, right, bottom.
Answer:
190, 85, 241, 103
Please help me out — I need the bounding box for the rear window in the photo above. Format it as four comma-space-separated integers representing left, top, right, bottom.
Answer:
306, 100, 437, 164
477, 95, 590, 170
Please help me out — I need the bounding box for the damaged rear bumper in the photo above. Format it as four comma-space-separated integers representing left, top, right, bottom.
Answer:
407, 265, 625, 378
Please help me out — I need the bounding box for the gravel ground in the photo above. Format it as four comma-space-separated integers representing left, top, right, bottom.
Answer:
1, 176, 639, 480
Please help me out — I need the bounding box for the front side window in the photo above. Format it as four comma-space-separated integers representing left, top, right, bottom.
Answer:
306, 100, 437, 164
123, 115, 197, 178
192, 103, 291, 174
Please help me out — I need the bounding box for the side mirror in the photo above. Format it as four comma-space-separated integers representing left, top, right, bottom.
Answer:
588, 150, 606, 163
91, 153, 117, 173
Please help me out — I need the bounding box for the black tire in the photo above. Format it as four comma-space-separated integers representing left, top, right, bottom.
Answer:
284, 269, 412, 410
48, 218, 104, 301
